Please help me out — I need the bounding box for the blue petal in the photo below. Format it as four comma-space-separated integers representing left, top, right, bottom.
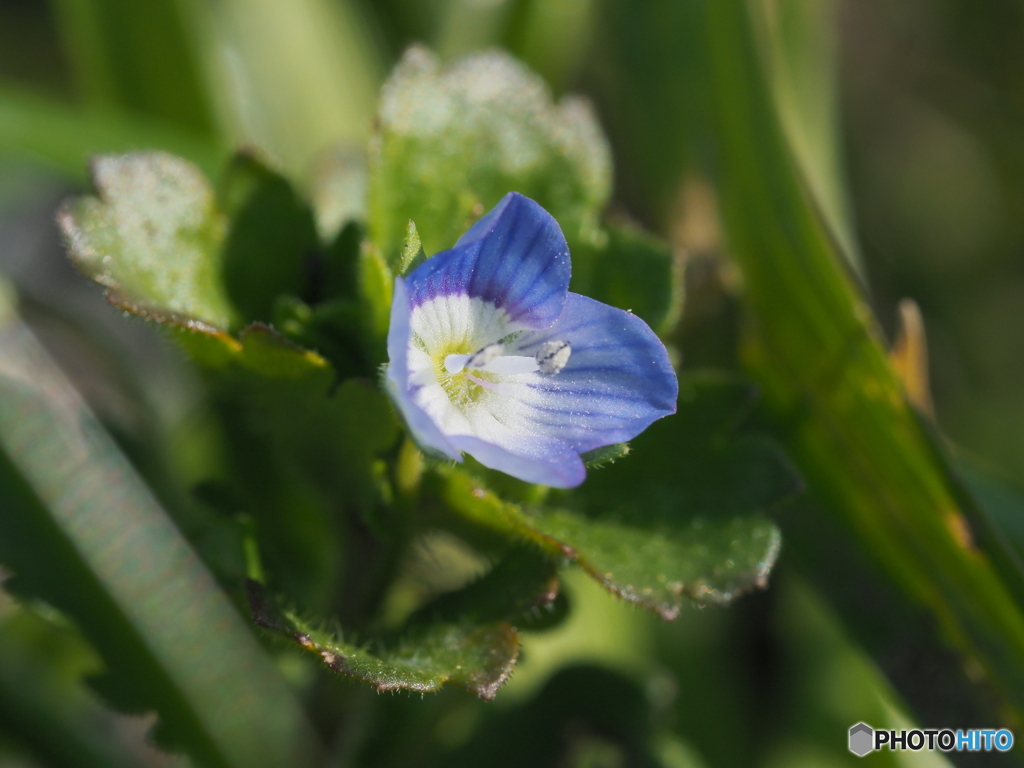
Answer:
404, 193, 571, 329
385, 277, 461, 461
450, 427, 585, 489
507, 293, 678, 453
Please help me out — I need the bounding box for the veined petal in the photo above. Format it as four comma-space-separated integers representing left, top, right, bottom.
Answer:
404, 193, 570, 329
449, 410, 586, 488
385, 278, 462, 461
492, 293, 678, 453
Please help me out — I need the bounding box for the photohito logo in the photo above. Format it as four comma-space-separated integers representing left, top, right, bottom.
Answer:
848, 723, 1014, 756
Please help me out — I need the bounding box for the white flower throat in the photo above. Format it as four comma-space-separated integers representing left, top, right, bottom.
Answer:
407, 294, 571, 410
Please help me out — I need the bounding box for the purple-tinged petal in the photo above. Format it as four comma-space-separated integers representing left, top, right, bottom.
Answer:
498, 293, 678, 453
404, 193, 570, 329
385, 278, 462, 461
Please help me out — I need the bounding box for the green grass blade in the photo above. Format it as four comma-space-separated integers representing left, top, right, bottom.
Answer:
178, 0, 381, 174
704, 1, 1024, 723
0, 293, 318, 768
0, 86, 225, 180
48, 0, 216, 133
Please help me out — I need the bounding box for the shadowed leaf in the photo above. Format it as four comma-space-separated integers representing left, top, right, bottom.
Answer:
218, 150, 319, 323
0, 294, 317, 768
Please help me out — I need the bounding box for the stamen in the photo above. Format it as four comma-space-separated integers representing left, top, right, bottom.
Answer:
467, 342, 504, 369
465, 372, 509, 393
478, 355, 540, 375
536, 340, 571, 375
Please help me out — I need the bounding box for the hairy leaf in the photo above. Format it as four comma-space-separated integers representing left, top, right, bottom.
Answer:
368, 46, 611, 264
247, 581, 518, 701
430, 374, 794, 619
59, 152, 235, 329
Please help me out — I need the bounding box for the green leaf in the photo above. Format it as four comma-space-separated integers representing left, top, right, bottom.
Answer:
368, 46, 611, 265
704, 0, 1024, 722
246, 581, 518, 701
398, 219, 427, 275
58, 151, 236, 329
408, 547, 561, 628
0, 610, 144, 768
57, 151, 350, 377
433, 469, 782, 619
0, 299, 317, 768
209, 357, 400, 616
525, 509, 779, 617
580, 442, 630, 468
430, 377, 793, 621
218, 150, 319, 323
575, 222, 682, 335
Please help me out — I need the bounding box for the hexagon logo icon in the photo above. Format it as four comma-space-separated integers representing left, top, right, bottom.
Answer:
849, 723, 874, 757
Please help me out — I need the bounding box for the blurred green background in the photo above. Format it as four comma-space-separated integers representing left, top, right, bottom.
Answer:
1, 0, 1023, 766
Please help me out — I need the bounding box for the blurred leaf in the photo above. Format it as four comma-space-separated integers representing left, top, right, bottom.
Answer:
59, 151, 236, 329
585, 1, 710, 227
180, 0, 381, 173
218, 150, 319, 323
0, 297, 316, 768
50, 0, 215, 133
442, 665, 694, 768
501, 0, 599, 95
210, 360, 399, 617
575, 222, 681, 335
574, 375, 799, 520
309, 148, 367, 243
367, 46, 611, 264
755, 0, 863, 275
0, 86, 225, 181
408, 547, 560, 628
358, 240, 394, 353
0, 611, 145, 768
247, 580, 518, 701
957, 459, 1024, 565
705, 1, 1024, 723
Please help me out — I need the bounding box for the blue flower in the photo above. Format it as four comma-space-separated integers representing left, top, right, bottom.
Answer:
385, 192, 678, 488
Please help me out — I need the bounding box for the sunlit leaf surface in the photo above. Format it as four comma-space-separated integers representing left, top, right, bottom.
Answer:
368, 46, 611, 263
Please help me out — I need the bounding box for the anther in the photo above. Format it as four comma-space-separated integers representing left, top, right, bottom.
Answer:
467, 342, 504, 369
536, 340, 571, 375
